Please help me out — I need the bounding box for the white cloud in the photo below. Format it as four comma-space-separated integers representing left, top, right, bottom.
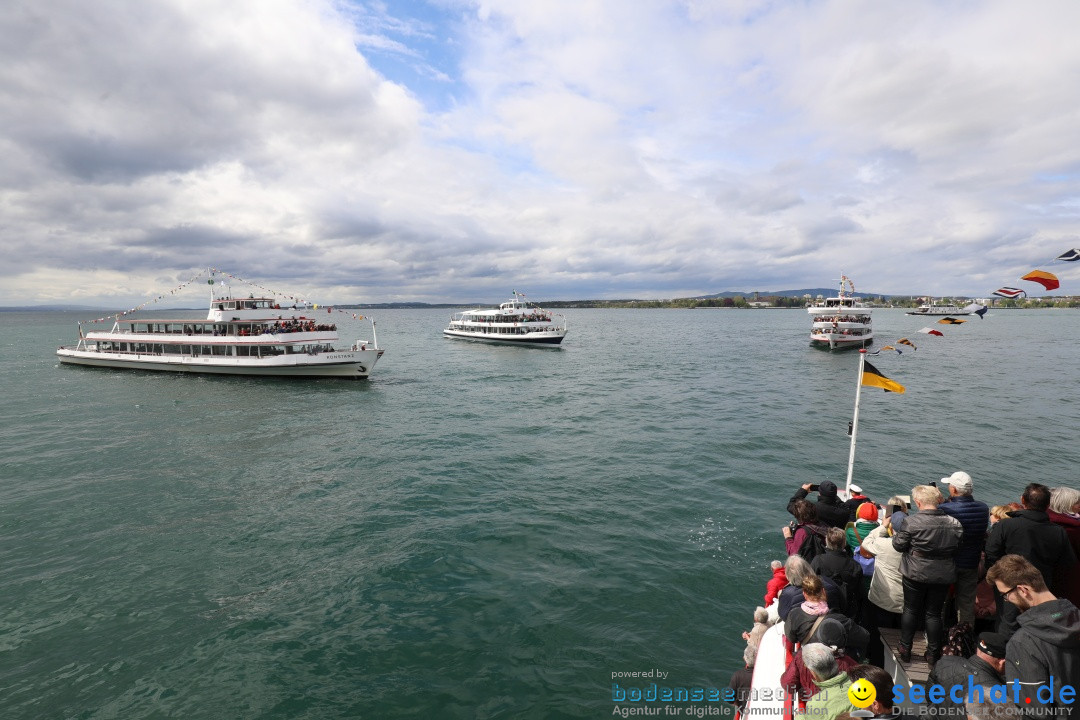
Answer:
2, 0, 1080, 307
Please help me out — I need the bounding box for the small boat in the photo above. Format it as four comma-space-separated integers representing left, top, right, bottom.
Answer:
57, 274, 383, 379
444, 292, 567, 346
905, 299, 973, 316
807, 276, 873, 350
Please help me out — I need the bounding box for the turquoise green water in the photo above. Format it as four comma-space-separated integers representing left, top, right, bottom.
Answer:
2, 308, 1077, 718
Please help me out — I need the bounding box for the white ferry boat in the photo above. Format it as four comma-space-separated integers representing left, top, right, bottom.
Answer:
444, 292, 567, 346
57, 293, 383, 379
905, 298, 972, 316
806, 276, 873, 350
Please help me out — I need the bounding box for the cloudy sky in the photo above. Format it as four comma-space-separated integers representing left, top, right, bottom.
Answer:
3, 0, 1079, 306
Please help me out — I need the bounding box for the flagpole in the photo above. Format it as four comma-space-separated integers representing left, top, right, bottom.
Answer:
845, 350, 867, 496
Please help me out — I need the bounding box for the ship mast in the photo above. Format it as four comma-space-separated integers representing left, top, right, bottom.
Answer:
844, 350, 867, 496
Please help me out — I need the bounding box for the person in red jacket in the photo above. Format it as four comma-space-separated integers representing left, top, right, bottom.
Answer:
765, 560, 788, 606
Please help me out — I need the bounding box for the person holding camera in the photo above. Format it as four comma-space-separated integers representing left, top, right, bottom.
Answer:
787, 480, 850, 529
783, 500, 830, 561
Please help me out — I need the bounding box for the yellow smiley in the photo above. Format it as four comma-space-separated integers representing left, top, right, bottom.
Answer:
848, 678, 876, 709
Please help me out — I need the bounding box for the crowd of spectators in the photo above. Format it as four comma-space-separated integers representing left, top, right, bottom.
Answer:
726, 474, 1079, 720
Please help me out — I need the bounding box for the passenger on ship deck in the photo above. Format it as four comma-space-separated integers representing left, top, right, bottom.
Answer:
780, 617, 859, 701
787, 480, 849, 529
927, 631, 1007, 716
857, 505, 905, 667
800, 643, 854, 720
985, 554, 1080, 716
842, 484, 873, 523
844, 502, 880, 556
777, 556, 844, 621
784, 576, 869, 658
811, 528, 862, 618
764, 560, 788, 607
938, 471, 990, 626
985, 483, 1077, 636
891, 484, 963, 669
990, 503, 1021, 524
726, 645, 756, 716
783, 500, 830, 558
741, 606, 771, 653
1046, 486, 1080, 609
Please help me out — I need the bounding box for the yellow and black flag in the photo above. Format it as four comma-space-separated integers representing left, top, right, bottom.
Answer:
862, 360, 905, 394
937, 317, 966, 325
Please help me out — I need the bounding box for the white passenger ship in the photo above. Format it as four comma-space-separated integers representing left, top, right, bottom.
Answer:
905, 298, 972, 316
444, 292, 567, 346
57, 292, 382, 379
807, 276, 873, 350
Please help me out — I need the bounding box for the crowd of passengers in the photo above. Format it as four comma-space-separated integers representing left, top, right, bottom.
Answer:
469, 313, 552, 323
236, 320, 336, 335
726, 475, 1079, 720
814, 328, 870, 337
813, 315, 870, 323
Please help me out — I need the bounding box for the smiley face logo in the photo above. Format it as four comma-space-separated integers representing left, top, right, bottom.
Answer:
848, 678, 876, 709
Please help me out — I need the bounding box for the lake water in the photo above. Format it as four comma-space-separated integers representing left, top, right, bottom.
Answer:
1, 307, 1077, 718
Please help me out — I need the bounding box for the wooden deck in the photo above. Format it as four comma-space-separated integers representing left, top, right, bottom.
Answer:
879, 627, 931, 685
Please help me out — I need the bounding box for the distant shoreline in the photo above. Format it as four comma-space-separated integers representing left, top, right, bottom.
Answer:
4, 302, 1077, 312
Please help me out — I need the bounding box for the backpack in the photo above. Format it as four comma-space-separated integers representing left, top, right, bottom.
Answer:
796, 524, 828, 563
847, 522, 876, 576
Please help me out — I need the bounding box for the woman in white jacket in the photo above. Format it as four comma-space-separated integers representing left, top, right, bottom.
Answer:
859, 503, 906, 666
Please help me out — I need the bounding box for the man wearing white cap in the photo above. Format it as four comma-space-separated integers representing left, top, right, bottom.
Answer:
939, 471, 989, 625
842, 483, 873, 523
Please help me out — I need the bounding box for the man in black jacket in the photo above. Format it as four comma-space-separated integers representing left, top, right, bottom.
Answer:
842, 483, 873, 522
986, 554, 1080, 718
985, 483, 1077, 635
788, 480, 849, 529
928, 632, 1007, 716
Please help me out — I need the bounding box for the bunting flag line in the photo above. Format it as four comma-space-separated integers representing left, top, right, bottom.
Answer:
862, 360, 905, 394
919, 328, 944, 336
79, 268, 209, 325
986, 247, 1078, 298
205, 268, 368, 321
937, 317, 966, 324
1021, 270, 1060, 291
897, 338, 916, 350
